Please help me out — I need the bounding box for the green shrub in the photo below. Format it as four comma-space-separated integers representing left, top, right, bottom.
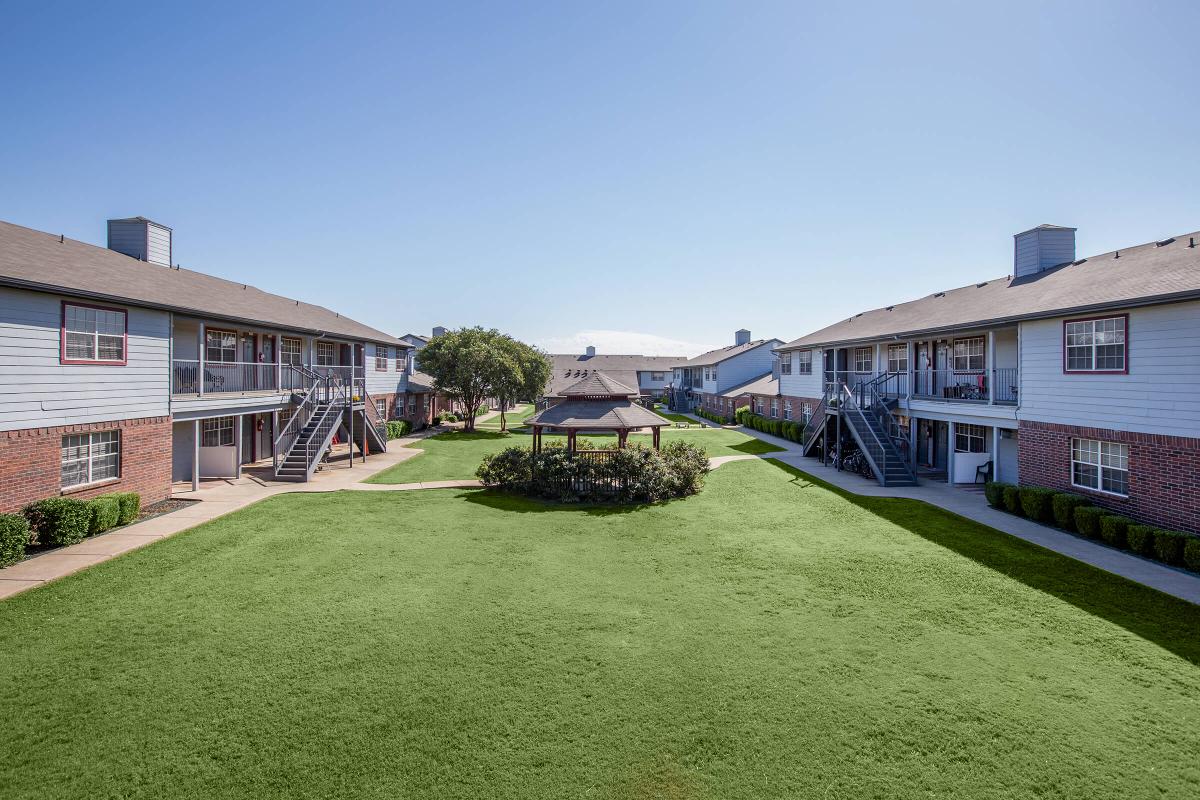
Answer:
1002, 486, 1023, 515
1099, 515, 1133, 549
1051, 493, 1088, 531
983, 481, 1010, 509
734, 406, 752, 425
87, 496, 121, 535
385, 420, 412, 440
114, 492, 140, 525
1183, 537, 1200, 573
1153, 529, 1189, 566
23, 498, 91, 547
1126, 524, 1158, 556
0, 514, 30, 567
1073, 506, 1105, 539
1019, 487, 1056, 523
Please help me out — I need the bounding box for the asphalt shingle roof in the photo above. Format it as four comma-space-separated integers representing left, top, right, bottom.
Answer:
0, 220, 404, 345
527, 399, 667, 430
719, 372, 778, 398
561, 372, 638, 397
781, 230, 1200, 350
546, 354, 680, 396
680, 339, 781, 367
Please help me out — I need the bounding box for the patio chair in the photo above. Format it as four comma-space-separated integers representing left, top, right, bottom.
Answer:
974, 460, 993, 484
204, 370, 225, 389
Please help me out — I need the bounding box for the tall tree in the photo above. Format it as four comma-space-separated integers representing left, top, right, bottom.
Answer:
492, 337, 551, 431
416, 327, 546, 432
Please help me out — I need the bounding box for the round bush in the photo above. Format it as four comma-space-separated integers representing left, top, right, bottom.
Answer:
87, 496, 121, 535
23, 498, 91, 547
983, 481, 1011, 509
115, 492, 141, 525
1184, 537, 1200, 573
1099, 515, 1133, 549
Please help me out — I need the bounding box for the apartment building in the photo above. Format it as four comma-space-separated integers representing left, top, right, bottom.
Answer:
543, 346, 682, 404
0, 217, 412, 512
778, 224, 1200, 532
668, 330, 785, 414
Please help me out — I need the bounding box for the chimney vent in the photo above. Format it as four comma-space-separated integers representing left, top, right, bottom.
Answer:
734, 329, 751, 346
431, 326, 447, 338
585, 345, 596, 357
107, 217, 172, 267
1013, 224, 1075, 279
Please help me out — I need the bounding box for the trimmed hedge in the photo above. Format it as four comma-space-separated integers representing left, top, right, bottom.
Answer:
0, 513, 30, 568
1002, 486, 1023, 516
1018, 487, 1056, 523
1051, 493, 1088, 531
1185, 537, 1200, 573
24, 498, 91, 547
386, 420, 413, 440
1099, 515, 1133, 549
1126, 524, 1157, 557
114, 492, 140, 525
739, 411, 805, 442
1153, 529, 1189, 566
1073, 506, 1104, 540
87, 496, 121, 536
696, 407, 731, 425
983, 481, 1010, 509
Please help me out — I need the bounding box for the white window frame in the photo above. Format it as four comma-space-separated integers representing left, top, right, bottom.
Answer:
376, 398, 388, 419
954, 423, 987, 453
62, 303, 126, 364
1064, 316, 1127, 373
952, 337, 985, 372
280, 336, 303, 366
315, 341, 336, 367
375, 346, 388, 371
853, 347, 873, 374
201, 416, 236, 448
770, 398, 778, 418
205, 329, 238, 364
783, 401, 792, 420
779, 353, 792, 375
1071, 438, 1129, 497
796, 350, 812, 374
887, 343, 908, 374
61, 430, 120, 489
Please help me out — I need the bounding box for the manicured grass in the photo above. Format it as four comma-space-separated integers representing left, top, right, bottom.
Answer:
365, 425, 784, 484
653, 408, 702, 425
1, 459, 1197, 798
476, 403, 534, 431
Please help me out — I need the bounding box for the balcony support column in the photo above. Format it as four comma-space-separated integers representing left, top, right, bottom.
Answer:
234, 414, 243, 480
987, 331, 996, 405
906, 341, 914, 401
192, 420, 200, 492
992, 426, 1001, 482
198, 322, 206, 397
947, 420, 956, 485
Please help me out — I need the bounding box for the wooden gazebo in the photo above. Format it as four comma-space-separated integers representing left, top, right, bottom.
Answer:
527, 372, 668, 452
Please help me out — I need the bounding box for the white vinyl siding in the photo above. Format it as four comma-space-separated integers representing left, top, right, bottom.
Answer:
61, 430, 120, 488
1071, 438, 1129, 496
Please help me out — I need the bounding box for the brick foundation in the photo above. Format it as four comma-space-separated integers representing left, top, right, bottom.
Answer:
747, 393, 822, 422
0, 416, 173, 514
1018, 420, 1200, 534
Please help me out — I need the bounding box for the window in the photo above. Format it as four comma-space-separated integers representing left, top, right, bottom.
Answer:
887, 343, 908, 374
407, 394, 416, 414
783, 401, 792, 420
650, 372, 665, 381
280, 337, 303, 365
954, 423, 987, 453
779, 353, 792, 375
952, 337, 984, 372
1065, 316, 1127, 373
205, 329, 238, 363
201, 416, 235, 447
376, 398, 387, 418
61, 431, 120, 488
801, 403, 812, 424
710, 367, 718, 382
63, 303, 126, 364
315, 341, 336, 366
797, 350, 812, 374
770, 399, 778, 418
854, 347, 873, 373
375, 346, 389, 371
1072, 438, 1129, 496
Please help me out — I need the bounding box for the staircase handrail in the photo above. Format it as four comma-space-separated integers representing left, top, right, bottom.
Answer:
361, 389, 389, 447
841, 383, 890, 475
800, 394, 828, 448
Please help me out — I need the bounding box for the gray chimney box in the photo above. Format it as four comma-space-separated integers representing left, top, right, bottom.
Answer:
585, 345, 596, 357
107, 217, 172, 267
735, 329, 751, 346
1013, 224, 1076, 279
431, 326, 447, 338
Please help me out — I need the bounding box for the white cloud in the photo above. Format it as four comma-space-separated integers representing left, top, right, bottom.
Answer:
535, 329, 719, 358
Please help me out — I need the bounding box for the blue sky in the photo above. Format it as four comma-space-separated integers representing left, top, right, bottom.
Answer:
2, 1, 1198, 355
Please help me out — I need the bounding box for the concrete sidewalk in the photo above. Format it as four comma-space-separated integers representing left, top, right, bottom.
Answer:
724, 419, 1200, 605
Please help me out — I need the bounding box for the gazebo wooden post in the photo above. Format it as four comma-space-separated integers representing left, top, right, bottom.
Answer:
532, 425, 541, 453
618, 429, 628, 449
567, 430, 577, 452
652, 426, 661, 449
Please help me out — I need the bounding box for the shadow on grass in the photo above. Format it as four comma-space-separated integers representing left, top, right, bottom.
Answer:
765, 459, 1200, 666
462, 488, 684, 517
727, 440, 786, 456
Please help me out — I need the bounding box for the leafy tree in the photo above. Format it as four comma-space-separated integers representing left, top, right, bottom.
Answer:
415, 327, 547, 432
492, 337, 551, 431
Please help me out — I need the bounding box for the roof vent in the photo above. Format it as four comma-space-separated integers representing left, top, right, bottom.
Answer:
1071, 258, 1088, 266
107, 217, 173, 267
885, 305, 894, 311
934, 292, 945, 298
976, 282, 987, 288
1156, 238, 1175, 247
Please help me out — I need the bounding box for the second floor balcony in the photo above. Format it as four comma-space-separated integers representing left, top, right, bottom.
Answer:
172, 360, 369, 398
824, 367, 1018, 406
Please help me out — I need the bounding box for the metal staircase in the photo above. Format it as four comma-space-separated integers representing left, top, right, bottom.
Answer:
839, 379, 917, 487
800, 394, 829, 456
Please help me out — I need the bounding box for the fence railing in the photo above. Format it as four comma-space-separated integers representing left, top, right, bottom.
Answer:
172, 360, 282, 394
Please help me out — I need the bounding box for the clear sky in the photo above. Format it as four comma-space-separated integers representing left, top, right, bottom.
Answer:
2, 1, 1198, 356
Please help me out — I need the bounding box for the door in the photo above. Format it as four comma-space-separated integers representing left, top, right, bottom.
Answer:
241, 333, 257, 390
260, 336, 276, 391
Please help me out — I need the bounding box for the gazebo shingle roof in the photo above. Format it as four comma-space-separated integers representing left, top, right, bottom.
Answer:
526, 399, 667, 430
561, 372, 638, 397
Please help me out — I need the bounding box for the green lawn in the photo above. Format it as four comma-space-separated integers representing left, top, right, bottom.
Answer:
476, 403, 535, 431
365, 425, 784, 484
652, 408, 703, 425
1, 459, 1197, 798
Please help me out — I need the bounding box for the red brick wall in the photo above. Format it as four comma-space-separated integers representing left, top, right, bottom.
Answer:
1018, 420, 1200, 534
0, 416, 172, 514
746, 394, 821, 421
